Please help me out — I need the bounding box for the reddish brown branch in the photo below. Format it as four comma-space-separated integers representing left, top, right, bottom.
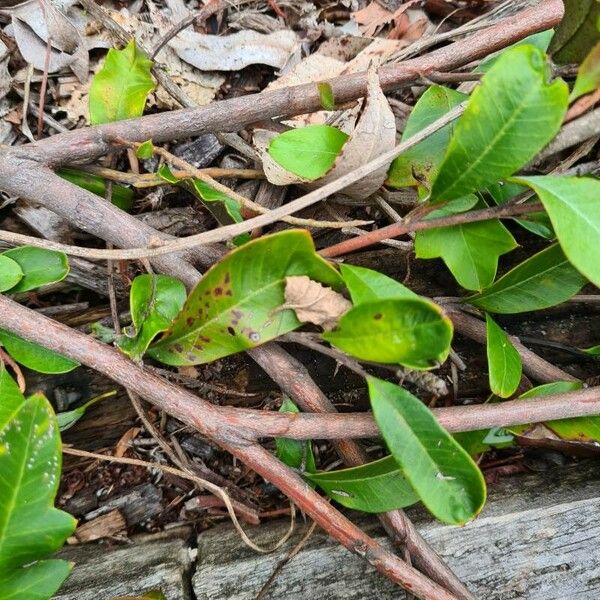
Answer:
0, 294, 598, 443
250, 345, 474, 600
319, 203, 544, 258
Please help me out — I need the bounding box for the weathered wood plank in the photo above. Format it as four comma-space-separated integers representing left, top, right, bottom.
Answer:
55, 531, 193, 600
193, 462, 600, 599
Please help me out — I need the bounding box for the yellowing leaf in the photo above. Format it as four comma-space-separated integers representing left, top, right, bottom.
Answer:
89, 39, 155, 125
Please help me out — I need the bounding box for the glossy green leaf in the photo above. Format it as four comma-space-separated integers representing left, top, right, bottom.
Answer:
0, 255, 23, 292
2, 247, 68, 293
268, 125, 349, 180
117, 274, 187, 361
275, 398, 315, 473
485, 314, 522, 398
89, 39, 155, 125
58, 168, 135, 212
368, 377, 486, 524
387, 86, 468, 189
339, 263, 417, 304
469, 244, 587, 313
512, 381, 600, 442
549, 0, 600, 64
136, 139, 155, 159
571, 42, 600, 101
477, 31, 554, 73
431, 45, 568, 201
515, 176, 600, 287
317, 82, 335, 110
57, 390, 117, 432
324, 298, 453, 370
0, 368, 76, 595
0, 329, 79, 374
415, 199, 517, 292
487, 180, 553, 239
149, 230, 342, 365
306, 455, 419, 513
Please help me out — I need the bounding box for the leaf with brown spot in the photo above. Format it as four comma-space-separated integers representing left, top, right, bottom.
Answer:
148, 231, 342, 366
283, 276, 351, 330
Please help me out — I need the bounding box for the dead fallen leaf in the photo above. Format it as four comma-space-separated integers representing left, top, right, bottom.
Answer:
10, 0, 88, 82
352, 0, 420, 37
283, 276, 352, 330
0, 40, 10, 100
167, 28, 300, 72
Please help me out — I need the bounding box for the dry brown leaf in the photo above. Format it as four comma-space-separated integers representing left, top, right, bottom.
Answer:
352, 0, 420, 37
115, 426, 141, 459
283, 276, 352, 330
10, 0, 88, 82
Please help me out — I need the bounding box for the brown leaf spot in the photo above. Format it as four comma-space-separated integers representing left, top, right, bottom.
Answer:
199, 335, 211, 344
225, 290, 233, 296
227, 326, 235, 336
224, 272, 230, 284
186, 317, 194, 326
373, 313, 382, 320
214, 287, 223, 296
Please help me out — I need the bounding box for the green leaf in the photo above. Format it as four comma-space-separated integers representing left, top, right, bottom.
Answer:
0, 378, 76, 589
89, 39, 155, 125
512, 381, 600, 442
158, 165, 250, 246
323, 298, 453, 370
306, 455, 419, 513
148, 230, 342, 365
431, 45, 568, 202
136, 139, 155, 159
57, 391, 117, 432
0, 329, 79, 374
339, 263, 417, 304
487, 181, 553, 239
275, 398, 315, 473
317, 82, 335, 110
477, 30, 554, 73
454, 427, 514, 457
267, 125, 349, 180
549, 0, 600, 64
387, 86, 468, 189
468, 244, 587, 313
58, 168, 135, 212
368, 377, 486, 525
0, 559, 73, 600
570, 42, 600, 101
514, 176, 600, 287
117, 275, 187, 361
584, 344, 600, 355
415, 199, 517, 292
2, 247, 69, 293
485, 314, 522, 398
0, 255, 23, 292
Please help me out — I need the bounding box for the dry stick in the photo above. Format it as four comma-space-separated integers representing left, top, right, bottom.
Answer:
0, 299, 455, 600
249, 344, 475, 600
1, 294, 600, 438
21, 0, 563, 167
448, 309, 578, 383
62, 447, 292, 553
